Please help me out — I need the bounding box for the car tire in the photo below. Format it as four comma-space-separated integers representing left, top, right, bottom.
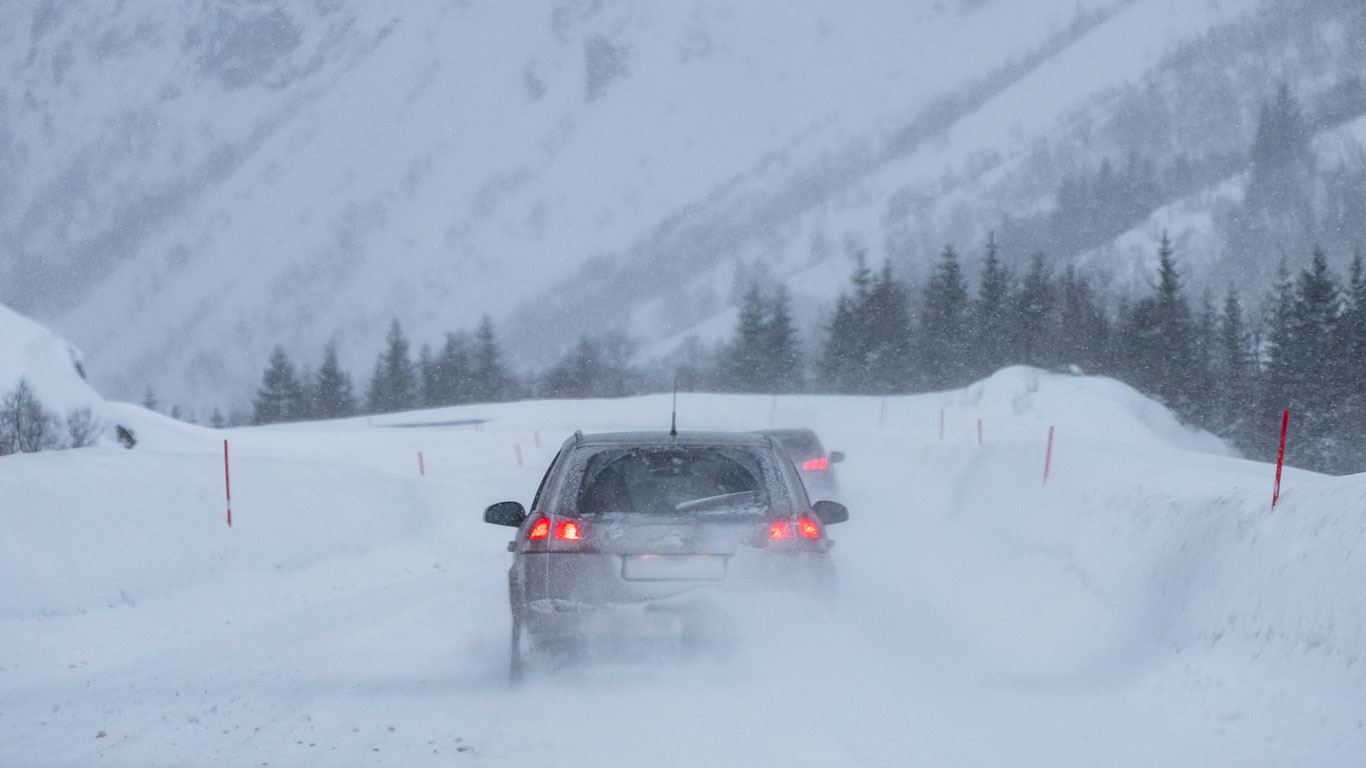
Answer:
509, 613, 529, 685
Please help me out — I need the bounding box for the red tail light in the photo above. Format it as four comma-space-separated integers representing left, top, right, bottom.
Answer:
528, 517, 583, 542
528, 517, 551, 540
802, 457, 829, 471
769, 517, 821, 541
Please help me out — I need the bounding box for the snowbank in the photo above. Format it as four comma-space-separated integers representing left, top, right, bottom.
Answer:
0, 302, 104, 417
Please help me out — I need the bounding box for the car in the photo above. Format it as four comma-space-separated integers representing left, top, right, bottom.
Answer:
483, 430, 849, 681
758, 428, 846, 502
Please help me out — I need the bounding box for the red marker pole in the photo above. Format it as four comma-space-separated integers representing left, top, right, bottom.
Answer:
878, 398, 887, 430
977, 417, 983, 446
417, 451, 425, 477
1272, 409, 1290, 509
515, 443, 524, 468
1043, 426, 1055, 484
939, 409, 945, 441
223, 439, 232, 528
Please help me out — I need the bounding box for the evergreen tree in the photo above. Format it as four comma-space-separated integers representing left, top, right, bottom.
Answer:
1121, 233, 1199, 416
862, 261, 914, 393
252, 347, 308, 425
313, 342, 356, 419
470, 316, 512, 402
418, 343, 436, 407
1213, 288, 1255, 448
970, 233, 1013, 379
1258, 259, 1296, 457
142, 386, 158, 412
367, 320, 419, 414
720, 285, 771, 392
1335, 252, 1366, 467
1013, 253, 1054, 367
1285, 246, 1342, 470
763, 285, 804, 393
210, 407, 227, 429
1052, 266, 1111, 374
819, 295, 861, 393
433, 332, 473, 406
541, 333, 640, 399
919, 246, 970, 389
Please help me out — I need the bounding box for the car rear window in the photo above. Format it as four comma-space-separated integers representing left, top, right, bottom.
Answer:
772, 431, 823, 459
572, 447, 772, 517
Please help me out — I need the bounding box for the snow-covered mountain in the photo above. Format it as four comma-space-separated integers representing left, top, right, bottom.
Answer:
3, 0, 1364, 411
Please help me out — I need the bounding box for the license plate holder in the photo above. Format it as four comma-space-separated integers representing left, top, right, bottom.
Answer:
621, 554, 727, 581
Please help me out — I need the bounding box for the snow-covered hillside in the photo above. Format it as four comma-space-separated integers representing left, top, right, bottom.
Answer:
6, 0, 1363, 412
1, 368, 1361, 766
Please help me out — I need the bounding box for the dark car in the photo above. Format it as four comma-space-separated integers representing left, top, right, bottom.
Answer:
483, 430, 849, 680
758, 428, 845, 502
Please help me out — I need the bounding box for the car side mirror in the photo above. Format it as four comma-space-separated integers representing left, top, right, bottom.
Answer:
812, 500, 848, 525
484, 501, 527, 527
828, 450, 846, 464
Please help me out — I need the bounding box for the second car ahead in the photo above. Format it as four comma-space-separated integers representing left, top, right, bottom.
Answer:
483, 430, 849, 681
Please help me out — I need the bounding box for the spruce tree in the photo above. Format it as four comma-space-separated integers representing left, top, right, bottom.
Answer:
252, 347, 308, 425
862, 260, 914, 393
819, 295, 860, 393
1286, 246, 1342, 470
970, 233, 1012, 379
434, 332, 473, 406
1258, 259, 1296, 457
1122, 233, 1199, 417
1013, 253, 1054, 368
313, 342, 356, 419
1214, 288, 1255, 449
470, 316, 512, 402
1052, 266, 1111, 374
368, 320, 419, 414
1335, 252, 1366, 467
764, 285, 804, 393
721, 285, 771, 392
919, 246, 970, 389
418, 343, 436, 407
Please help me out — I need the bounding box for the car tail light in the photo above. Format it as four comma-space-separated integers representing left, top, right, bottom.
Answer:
802, 457, 829, 471
769, 517, 821, 541
554, 520, 581, 541
527, 516, 583, 542
528, 517, 551, 540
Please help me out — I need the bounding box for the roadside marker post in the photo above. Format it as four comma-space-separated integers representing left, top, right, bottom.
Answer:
1272, 409, 1290, 509
223, 439, 232, 528
418, 451, 425, 477
1043, 426, 1055, 484
879, 398, 887, 430
939, 409, 945, 441
977, 417, 983, 446
515, 443, 524, 469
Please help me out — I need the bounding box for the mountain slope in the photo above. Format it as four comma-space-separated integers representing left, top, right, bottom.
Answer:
4, 0, 1364, 410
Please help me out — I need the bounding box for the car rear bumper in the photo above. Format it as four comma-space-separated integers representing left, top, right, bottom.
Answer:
513, 550, 833, 637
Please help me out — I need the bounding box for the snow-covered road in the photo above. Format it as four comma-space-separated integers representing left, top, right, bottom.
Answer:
2, 369, 1362, 766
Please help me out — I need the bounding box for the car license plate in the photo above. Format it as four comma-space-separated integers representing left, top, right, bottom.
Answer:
621, 554, 726, 581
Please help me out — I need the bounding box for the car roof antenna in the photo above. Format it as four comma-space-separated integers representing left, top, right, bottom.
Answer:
669, 376, 679, 437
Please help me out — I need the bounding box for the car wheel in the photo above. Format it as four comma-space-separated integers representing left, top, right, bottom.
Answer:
509, 613, 530, 685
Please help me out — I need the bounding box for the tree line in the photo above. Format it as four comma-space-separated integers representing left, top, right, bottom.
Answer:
712, 234, 1366, 475
251, 316, 516, 425
239, 235, 1365, 475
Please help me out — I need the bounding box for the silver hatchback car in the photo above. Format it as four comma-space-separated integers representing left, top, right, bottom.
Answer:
484, 430, 849, 680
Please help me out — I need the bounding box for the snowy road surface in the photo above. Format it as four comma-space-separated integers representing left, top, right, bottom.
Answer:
2, 369, 1363, 766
